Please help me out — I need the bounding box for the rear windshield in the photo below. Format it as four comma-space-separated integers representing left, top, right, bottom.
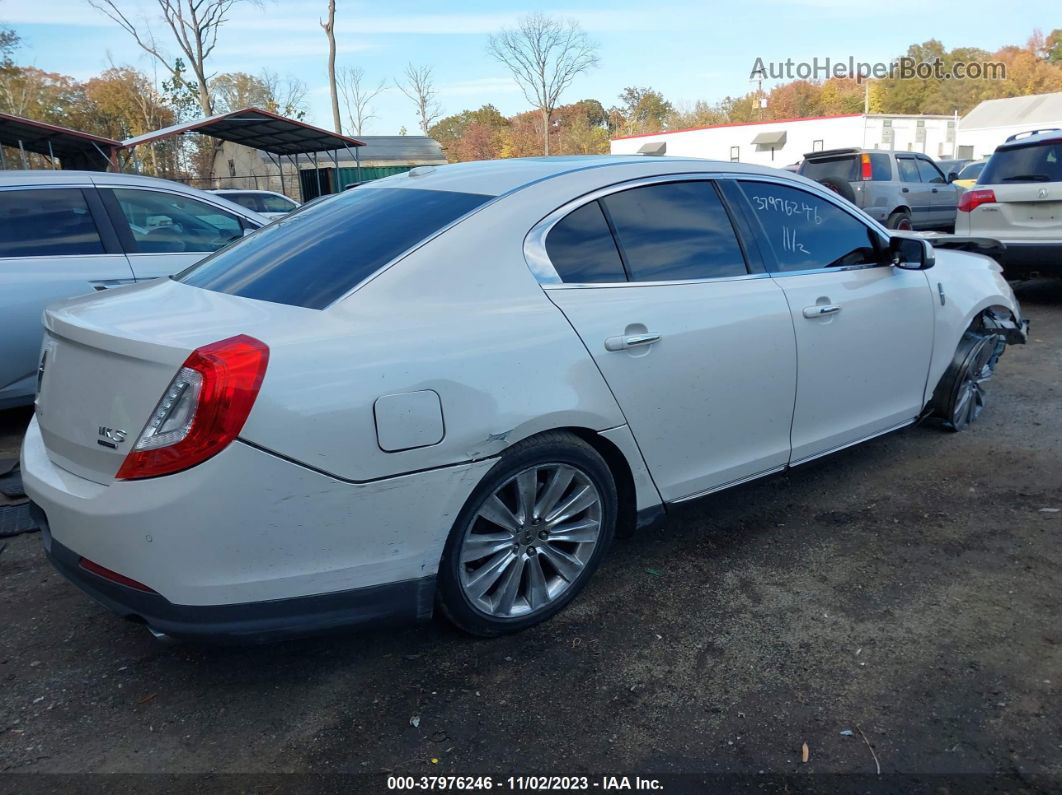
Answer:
801, 153, 890, 182
800, 156, 857, 183
979, 140, 1062, 185
179, 187, 491, 309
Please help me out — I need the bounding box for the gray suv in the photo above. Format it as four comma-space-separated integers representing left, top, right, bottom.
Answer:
799, 148, 959, 231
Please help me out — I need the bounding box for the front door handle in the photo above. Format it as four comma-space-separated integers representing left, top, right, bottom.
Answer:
90, 278, 136, 291
802, 304, 842, 319
604, 333, 662, 351
901, 187, 910, 193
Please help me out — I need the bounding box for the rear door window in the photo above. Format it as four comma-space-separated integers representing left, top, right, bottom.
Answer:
896, 157, 921, 183
601, 181, 748, 281
259, 194, 298, 213
545, 200, 627, 283
0, 188, 105, 258
180, 187, 492, 309
868, 154, 892, 181
799, 156, 858, 184
220, 193, 262, 212
108, 189, 245, 254
980, 141, 1062, 184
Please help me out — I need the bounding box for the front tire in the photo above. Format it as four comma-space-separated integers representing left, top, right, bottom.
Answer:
933, 330, 1004, 431
437, 432, 617, 637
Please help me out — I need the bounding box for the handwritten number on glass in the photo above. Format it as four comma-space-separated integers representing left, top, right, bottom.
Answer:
752, 195, 823, 225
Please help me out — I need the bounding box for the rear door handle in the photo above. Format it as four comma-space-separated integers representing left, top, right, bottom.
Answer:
604, 333, 661, 351
802, 304, 841, 318
901, 187, 910, 193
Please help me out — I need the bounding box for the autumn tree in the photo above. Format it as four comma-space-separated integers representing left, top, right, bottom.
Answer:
614, 86, 672, 135
488, 12, 598, 155
429, 105, 509, 161
211, 70, 307, 118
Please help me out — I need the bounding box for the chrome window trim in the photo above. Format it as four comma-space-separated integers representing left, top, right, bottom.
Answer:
101, 183, 259, 224
523, 171, 892, 287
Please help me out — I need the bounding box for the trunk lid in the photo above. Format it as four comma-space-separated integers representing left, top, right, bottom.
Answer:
981, 182, 1062, 238
35, 278, 318, 484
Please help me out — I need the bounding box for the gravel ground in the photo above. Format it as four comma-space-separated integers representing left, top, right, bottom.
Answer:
0, 279, 1059, 791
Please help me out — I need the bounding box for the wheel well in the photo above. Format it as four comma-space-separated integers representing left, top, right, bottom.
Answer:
558, 427, 638, 537
890, 206, 912, 217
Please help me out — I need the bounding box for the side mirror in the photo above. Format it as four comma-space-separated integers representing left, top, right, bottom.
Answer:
889, 235, 935, 270
947, 172, 959, 183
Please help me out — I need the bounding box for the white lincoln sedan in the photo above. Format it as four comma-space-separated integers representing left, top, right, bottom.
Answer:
22, 157, 1028, 642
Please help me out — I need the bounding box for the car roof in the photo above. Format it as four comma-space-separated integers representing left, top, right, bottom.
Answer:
996, 130, 1062, 150
211, 189, 286, 196
358, 155, 809, 197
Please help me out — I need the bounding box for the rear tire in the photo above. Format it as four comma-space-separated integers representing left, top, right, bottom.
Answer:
886, 210, 913, 231
816, 177, 856, 203
932, 330, 1004, 432
437, 432, 617, 637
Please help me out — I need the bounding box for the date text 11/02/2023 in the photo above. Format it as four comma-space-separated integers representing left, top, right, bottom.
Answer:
386, 775, 664, 790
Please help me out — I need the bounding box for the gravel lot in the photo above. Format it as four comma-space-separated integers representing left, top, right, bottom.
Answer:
0, 280, 1059, 789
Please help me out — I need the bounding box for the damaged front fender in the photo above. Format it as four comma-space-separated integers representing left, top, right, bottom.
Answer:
982, 307, 1030, 345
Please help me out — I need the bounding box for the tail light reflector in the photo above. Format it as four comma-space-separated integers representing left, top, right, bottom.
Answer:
116, 335, 269, 480
79, 557, 157, 593
958, 189, 996, 213
860, 153, 873, 181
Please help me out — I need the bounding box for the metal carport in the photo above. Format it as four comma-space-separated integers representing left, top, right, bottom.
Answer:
0, 112, 122, 171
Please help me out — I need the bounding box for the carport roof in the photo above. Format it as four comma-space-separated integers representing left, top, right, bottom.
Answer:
0, 111, 121, 165
121, 107, 365, 155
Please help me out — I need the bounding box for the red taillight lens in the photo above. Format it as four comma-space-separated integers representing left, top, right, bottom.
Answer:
116, 335, 269, 480
860, 153, 872, 181
957, 188, 996, 213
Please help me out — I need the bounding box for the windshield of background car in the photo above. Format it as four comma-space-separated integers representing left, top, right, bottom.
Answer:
958, 161, 986, 180
179, 187, 492, 309
979, 140, 1062, 184
799, 155, 858, 183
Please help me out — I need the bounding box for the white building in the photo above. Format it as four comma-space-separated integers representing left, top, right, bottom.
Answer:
610, 113, 958, 166
956, 91, 1062, 159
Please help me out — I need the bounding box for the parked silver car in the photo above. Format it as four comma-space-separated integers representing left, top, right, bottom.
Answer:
0, 171, 266, 409
209, 189, 300, 220
799, 148, 960, 231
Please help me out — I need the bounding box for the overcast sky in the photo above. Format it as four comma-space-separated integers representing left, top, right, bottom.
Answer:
3, 0, 1057, 135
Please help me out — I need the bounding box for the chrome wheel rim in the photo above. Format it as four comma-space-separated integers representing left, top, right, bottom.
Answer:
458, 463, 602, 618
952, 338, 996, 428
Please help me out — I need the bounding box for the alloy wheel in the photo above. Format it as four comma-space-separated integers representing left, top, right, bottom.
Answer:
951, 335, 997, 429
457, 463, 603, 619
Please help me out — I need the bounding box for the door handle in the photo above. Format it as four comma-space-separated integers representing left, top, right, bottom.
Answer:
604, 333, 662, 351
932, 188, 939, 193
802, 304, 842, 318
901, 187, 910, 193
90, 278, 136, 291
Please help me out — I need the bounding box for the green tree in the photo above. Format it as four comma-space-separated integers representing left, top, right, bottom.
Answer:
614, 86, 672, 135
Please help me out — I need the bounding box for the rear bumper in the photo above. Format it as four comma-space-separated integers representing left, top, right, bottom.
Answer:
34, 502, 434, 643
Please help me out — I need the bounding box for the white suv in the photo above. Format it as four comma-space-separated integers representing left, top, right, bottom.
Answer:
955, 130, 1062, 277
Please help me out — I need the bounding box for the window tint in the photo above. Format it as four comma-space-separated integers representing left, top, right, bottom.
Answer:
868, 153, 892, 181
896, 157, 921, 182
602, 181, 747, 281
180, 187, 491, 309
259, 194, 297, 213
740, 181, 881, 272
545, 200, 626, 283
219, 193, 261, 212
916, 158, 945, 184
0, 188, 104, 258
111, 189, 244, 254
980, 141, 1062, 184
799, 156, 857, 184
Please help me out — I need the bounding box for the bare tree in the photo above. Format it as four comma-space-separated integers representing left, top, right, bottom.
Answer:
395, 62, 441, 135
338, 66, 386, 135
87, 0, 256, 115
487, 13, 599, 155
260, 70, 308, 119
320, 0, 341, 133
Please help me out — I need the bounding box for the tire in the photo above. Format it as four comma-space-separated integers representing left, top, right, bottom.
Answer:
816, 177, 857, 203
886, 210, 913, 231
932, 330, 1004, 432
437, 431, 618, 637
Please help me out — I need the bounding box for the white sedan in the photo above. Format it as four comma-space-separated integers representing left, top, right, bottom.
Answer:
22, 157, 1028, 642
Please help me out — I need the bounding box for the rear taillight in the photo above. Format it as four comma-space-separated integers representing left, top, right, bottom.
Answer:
860, 153, 872, 181
958, 189, 997, 213
116, 335, 269, 480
